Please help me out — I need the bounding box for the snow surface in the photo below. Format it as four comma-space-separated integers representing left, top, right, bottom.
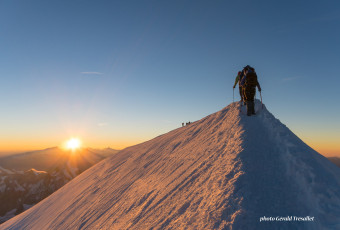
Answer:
0, 166, 13, 174
1, 100, 340, 230
27, 168, 48, 176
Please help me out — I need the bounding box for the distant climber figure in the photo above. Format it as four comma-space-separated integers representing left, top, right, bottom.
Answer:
240, 65, 261, 116
182, 123, 184, 127
233, 71, 244, 103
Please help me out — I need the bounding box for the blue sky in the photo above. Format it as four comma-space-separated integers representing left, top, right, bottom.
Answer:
1, 0, 339, 156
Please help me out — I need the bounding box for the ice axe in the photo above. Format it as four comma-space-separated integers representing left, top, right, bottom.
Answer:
260, 91, 263, 109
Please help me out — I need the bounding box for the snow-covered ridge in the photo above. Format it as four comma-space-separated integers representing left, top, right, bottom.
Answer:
0, 166, 14, 174
1, 101, 340, 230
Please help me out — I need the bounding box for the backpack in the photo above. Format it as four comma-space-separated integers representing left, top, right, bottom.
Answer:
244, 68, 257, 87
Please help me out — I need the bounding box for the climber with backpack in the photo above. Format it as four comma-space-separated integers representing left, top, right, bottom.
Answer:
233, 71, 244, 104
240, 65, 261, 116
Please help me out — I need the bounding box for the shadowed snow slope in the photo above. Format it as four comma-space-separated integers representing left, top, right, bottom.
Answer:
1, 101, 340, 230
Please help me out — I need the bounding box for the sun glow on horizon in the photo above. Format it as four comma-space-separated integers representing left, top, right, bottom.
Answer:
65, 138, 82, 151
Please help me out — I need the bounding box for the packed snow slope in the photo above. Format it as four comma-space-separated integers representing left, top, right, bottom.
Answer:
1, 101, 340, 230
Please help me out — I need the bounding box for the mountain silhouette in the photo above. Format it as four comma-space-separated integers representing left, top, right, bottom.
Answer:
0, 147, 118, 173
1, 101, 340, 230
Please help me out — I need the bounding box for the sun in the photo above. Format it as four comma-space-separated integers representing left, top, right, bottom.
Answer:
65, 138, 82, 151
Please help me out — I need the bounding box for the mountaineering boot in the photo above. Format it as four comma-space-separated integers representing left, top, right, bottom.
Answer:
246, 102, 251, 116
251, 101, 256, 115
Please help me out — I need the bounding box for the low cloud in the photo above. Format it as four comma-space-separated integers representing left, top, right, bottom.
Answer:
81, 72, 104, 75
98, 122, 109, 127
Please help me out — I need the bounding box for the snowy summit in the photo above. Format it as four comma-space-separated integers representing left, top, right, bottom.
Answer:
1, 101, 340, 230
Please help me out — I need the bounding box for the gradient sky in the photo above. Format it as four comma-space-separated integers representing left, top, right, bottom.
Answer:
1, 0, 339, 156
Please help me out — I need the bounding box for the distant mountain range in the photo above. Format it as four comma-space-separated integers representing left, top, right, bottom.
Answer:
0, 147, 119, 224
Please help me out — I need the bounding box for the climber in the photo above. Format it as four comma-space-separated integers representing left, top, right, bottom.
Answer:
240, 65, 261, 116
233, 71, 244, 103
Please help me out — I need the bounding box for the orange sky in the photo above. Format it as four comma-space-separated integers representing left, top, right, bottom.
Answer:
1, 135, 339, 158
